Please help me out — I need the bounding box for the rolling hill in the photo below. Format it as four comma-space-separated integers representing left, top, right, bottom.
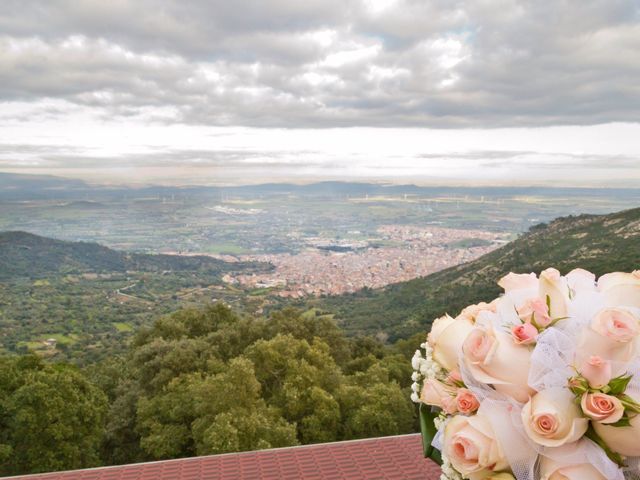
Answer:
314, 207, 640, 340
0, 231, 267, 280
0, 231, 271, 363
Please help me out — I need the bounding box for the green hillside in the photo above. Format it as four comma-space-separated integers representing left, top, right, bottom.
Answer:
0, 231, 263, 280
314, 207, 640, 340
0, 232, 271, 363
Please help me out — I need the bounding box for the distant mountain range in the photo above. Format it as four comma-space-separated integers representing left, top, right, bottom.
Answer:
315, 207, 640, 340
3, 171, 640, 201
0, 231, 265, 281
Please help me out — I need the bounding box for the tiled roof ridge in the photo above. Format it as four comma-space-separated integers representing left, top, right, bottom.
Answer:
4, 433, 431, 480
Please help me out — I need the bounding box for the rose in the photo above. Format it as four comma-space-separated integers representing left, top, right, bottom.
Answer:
443, 413, 508, 479
420, 378, 452, 409
539, 268, 569, 319
516, 297, 551, 328
428, 314, 475, 371
539, 456, 606, 480
521, 387, 588, 447
566, 268, 597, 296
462, 326, 534, 402
593, 393, 640, 456
498, 272, 538, 306
580, 393, 624, 424
598, 270, 640, 307
591, 307, 639, 342
456, 388, 480, 414
486, 474, 516, 480
577, 308, 640, 367
511, 322, 538, 345
580, 356, 611, 389
459, 300, 498, 323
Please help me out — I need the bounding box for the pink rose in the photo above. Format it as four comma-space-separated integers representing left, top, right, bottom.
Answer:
511, 322, 538, 345
566, 268, 596, 296
428, 314, 475, 372
444, 413, 509, 479
462, 327, 534, 403
580, 393, 624, 424
539, 456, 606, 480
598, 271, 640, 308
420, 378, 453, 409
516, 297, 552, 327
455, 388, 480, 415
538, 268, 569, 319
447, 369, 463, 384
521, 387, 589, 447
593, 392, 640, 456
580, 356, 611, 389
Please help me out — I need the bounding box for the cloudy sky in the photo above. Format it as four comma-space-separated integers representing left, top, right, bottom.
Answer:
0, 0, 639, 186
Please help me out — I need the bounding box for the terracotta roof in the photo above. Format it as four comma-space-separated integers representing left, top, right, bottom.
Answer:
6, 434, 441, 480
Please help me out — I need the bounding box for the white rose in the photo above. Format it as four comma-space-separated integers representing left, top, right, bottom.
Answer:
498, 272, 539, 306
539, 456, 606, 480
593, 393, 640, 456
428, 314, 475, 372
566, 268, 597, 296
598, 271, 640, 308
462, 326, 534, 403
577, 308, 640, 371
521, 387, 588, 447
539, 268, 569, 319
443, 413, 509, 479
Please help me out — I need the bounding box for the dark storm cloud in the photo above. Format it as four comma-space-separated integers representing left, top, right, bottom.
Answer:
0, 0, 639, 127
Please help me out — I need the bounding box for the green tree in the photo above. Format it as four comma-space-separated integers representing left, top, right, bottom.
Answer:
0, 357, 107, 475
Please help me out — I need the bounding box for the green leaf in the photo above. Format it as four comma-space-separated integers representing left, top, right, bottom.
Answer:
419, 403, 442, 465
608, 374, 632, 395
620, 394, 640, 413
545, 294, 551, 313
585, 424, 626, 467
608, 415, 632, 428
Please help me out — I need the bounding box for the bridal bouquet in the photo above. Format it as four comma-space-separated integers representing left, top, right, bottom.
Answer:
411, 269, 640, 480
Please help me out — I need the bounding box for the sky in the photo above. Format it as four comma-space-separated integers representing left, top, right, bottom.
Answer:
0, 0, 639, 186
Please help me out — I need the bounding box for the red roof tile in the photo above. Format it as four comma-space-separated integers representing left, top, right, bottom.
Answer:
5, 434, 441, 480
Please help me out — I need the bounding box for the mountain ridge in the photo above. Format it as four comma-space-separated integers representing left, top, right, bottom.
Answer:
0, 230, 268, 280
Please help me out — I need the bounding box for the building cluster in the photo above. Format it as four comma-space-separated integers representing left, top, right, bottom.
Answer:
227, 226, 505, 298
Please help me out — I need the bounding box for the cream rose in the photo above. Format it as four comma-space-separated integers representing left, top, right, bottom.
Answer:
486, 474, 516, 480
428, 314, 475, 371
578, 308, 640, 368
462, 326, 534, 402
521, 387, 588, 447
459, 300, 499, 323
593, 393, 640, 456
498, 272, 538, 306
580, 393, 624, 424
443, 413, 508, 479
566, 268, 597, 296
598, 271, 640, 308
539, 456, 606, 480
420, 378, 454, 412
539, 268, 569, 319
